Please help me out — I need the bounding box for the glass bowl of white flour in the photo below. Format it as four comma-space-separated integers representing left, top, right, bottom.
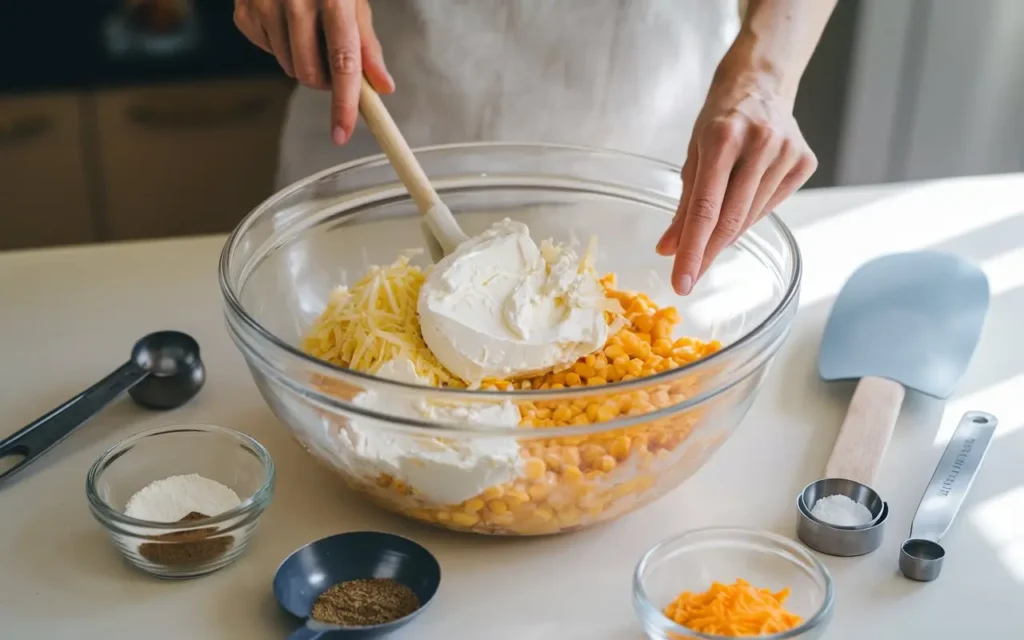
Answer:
86, 423, 274, 578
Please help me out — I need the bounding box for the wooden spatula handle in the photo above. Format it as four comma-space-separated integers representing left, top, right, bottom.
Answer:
357, 77, 440, 214
824, 376, 906, 487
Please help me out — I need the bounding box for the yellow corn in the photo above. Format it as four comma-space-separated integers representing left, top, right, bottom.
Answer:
326, 279, 721, 534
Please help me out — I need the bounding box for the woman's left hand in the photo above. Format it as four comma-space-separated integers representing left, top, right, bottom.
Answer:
656, 74, 817, 295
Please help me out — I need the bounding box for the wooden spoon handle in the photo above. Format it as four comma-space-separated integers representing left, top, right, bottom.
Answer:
824, 376, 906, 487
357, 77, 440, 214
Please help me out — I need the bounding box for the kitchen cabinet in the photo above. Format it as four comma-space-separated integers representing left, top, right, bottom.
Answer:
0, 93, 96, 250
93, 78, 292, 241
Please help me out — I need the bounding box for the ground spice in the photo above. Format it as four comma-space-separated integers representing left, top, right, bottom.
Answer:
137, 511, 232, 568
311, 578, 421, 627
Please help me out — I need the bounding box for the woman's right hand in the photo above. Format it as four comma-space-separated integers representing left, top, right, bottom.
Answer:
234, 0, 394, 145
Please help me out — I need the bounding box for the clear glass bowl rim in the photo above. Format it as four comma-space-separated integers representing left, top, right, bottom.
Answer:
218, 142, 802, 420
633, 526, 835, 640
85, 423, 276, 530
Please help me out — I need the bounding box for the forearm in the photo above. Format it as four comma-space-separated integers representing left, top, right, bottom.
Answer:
718, 0, 837, 104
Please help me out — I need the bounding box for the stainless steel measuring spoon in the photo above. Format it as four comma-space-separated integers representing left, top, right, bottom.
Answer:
0, 331, 205, 483
899, 410, 996, 581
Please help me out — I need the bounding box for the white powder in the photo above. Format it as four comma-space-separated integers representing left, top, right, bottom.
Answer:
810, 493, 874, 527
341, 357, 524, 505
124, 473, 242, 522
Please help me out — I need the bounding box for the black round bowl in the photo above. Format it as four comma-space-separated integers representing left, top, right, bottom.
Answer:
273, 531, 441, 639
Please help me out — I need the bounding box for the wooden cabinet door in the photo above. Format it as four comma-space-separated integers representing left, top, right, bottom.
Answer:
93, 78, 293, 241
0, 93, 96, 250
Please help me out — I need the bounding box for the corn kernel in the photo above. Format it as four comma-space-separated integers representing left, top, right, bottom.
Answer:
652, 338, 673, 356
561, 447, 581, 467
463, 498, 485, 513
533, 506, 555, 522
552, 405, 573, 423
488, 511, 515, 526
654, 307, 679, 323
598, 455, 617, 472
627, 359, 644, 377
562, 465, 584, 484
451, 512, 480, 527
673, 346, 696, 362
488, 499, 509, 515
482, 485, 504, 500
528, 483, 552, 501
505, 490, 530, 507
652, 319, 672, 341
524, 457, 546, 481
556, 507, 581, 526
604, 343, 626, 359
574, 362, 597, 378
609, 435, 631, 460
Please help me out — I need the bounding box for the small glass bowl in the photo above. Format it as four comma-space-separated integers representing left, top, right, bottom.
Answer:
86, 423, 275, 579
634, 528, 834, 639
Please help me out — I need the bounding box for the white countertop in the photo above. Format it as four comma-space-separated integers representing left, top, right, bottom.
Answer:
2, 174, 1023, 639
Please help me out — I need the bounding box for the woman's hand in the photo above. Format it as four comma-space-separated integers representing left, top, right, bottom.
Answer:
234, 0, 394, 145
657, 0, 837, 296
656, 73, 817, 295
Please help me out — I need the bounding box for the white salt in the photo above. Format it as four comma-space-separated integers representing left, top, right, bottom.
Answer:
124, 473, 241, 522
810, 493, 873, 527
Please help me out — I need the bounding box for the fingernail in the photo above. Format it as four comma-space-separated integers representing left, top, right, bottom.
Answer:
677, 274, 693, 296
332, 125, 347, 146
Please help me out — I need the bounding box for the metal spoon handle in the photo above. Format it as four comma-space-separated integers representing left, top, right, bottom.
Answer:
909, 411, 997, 543
0, 361, 148, 481
287, 627, 327, 640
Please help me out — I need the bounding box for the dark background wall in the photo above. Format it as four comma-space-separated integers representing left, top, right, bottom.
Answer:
794, 0, 861, 188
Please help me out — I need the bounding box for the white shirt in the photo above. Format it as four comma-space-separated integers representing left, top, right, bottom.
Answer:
276, 0, 742, 188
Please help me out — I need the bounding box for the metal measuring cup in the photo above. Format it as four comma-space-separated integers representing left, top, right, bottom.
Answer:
900, 410, 996, 581
797, 477, 888, 557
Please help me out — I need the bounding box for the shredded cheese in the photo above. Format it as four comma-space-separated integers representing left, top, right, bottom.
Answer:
302, 237, 626, 391
663, 579, 804, 637
302, 253, 463, 387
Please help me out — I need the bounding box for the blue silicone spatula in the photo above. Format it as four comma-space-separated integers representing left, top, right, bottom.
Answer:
817, 251, 990, 488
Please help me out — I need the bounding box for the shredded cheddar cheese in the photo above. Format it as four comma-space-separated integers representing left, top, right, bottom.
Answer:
302, 252, 462, 387
663, 579, 803, 637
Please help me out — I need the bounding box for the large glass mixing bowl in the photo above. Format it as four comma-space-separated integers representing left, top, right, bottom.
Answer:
219, 143, 800, 536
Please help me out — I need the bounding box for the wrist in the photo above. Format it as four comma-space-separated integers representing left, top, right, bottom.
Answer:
714, 31, 799, 107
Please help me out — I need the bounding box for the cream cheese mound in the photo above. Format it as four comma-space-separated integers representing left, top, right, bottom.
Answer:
417, 218, 612, 384
342, 356, 524, 505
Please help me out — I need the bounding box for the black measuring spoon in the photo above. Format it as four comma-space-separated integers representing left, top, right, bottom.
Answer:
0, 331, 205, 482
